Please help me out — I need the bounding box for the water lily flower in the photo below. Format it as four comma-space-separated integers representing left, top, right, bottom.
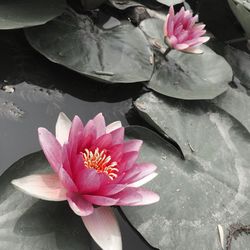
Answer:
11, 112, 159, 250
164, 6, 210, 54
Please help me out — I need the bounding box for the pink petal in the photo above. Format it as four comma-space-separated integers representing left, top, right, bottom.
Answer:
110, 127, 124, 145
122, 163, 157, 184
129, 188, 160, 206
81, 120, 97, 149
82, 207, 122, 250
173, 24, 183, 36
67, 192, 94, 216
173, 7, 185, 26
119, 151, 139, 171
59, 166, 78, 192
168, 35, 178, 47
115, 187, 159, 206
68, 116, 84, 155
106, 121, 122, 134
11, 174, 67, 201
93, 113, 106, 138
177, 30, 189, 43
113, 187, 142, 205
183, 47, 204, 54
83, 195, 118, 206
128, 172, 158, 188
123, 139, 142, 153
75, 168, 101, 193
169, 5, 175, 18
99, 184, 127, 196
55, 112, 71, 146
108, 144, 124, 163
164, 14, 169, 36
62, 144, 72, 176
94, 133, 112, 150
38, 127, 62, 173
175, 43, 189, 50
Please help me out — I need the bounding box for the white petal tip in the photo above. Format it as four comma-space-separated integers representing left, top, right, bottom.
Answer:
11, 174, 67, 201
82, 207, 122, 250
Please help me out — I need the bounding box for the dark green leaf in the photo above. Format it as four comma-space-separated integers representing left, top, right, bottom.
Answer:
108, 0, 142, 10
0, 0, 66, 29
123, 122, 250, 249
228, 0, 250, 39
224, 45, 250, 88
0, 151, 91, 250
25, 9, 154, 83
213, 87, 250, 134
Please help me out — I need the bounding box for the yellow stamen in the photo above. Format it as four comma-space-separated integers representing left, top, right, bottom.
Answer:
82, 148, 118, 180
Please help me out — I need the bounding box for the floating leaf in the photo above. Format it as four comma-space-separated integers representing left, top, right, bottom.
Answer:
228, 0, 250, 38
223, 45, 250, 88
0, 0, 66, 29
122, 119, 250, 249
0, 151, 91, 250
108, 0, 142, 10
213, 87, 250, 134
156, 0, 184, 6
25, 9, 154, 83
139, 18, 233, 100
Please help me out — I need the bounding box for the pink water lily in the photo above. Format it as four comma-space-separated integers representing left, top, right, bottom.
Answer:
164, 6, 210, 54
12, 112, 159, 250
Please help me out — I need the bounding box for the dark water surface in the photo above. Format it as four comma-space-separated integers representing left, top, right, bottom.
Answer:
0, 30, 154, 250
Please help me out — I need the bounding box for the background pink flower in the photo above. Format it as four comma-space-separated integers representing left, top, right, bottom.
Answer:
164, 6, 210, 54
12, 112, 159, 250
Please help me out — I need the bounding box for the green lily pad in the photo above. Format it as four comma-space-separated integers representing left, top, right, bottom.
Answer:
212, 87, 250, 134
0, 151, 91, 250
25, 9, 154, 83
122, 122, 250, 249
139, 18, 233, 100
108, 0, 142, 10
228, 0, 250, 38
156, 0, 184, 6
0, 0, 66, 30
224, 45, 250, 88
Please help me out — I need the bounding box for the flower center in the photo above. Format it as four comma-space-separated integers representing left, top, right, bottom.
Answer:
82, 148, 118, 180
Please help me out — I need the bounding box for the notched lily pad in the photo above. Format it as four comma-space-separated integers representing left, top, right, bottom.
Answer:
223, 45, 250, 88
0, 0, 66, 29
213, 87, 250, 134
122, 121, 250, 249
0, 151, 91, 250
228, 0, 250, 38
25, 9, 154, 83
139, 18, 233, 100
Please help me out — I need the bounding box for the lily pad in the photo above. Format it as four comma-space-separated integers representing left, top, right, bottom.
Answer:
122, 121, 250, 249
156, 0, 184, 6
0, 0, 66, 30
223, 45, 250, 88
108, 0, 142, 10
0, 151, 91, 250
25, 9, 154, 83
212, 87, 250, 134
139, 18, 233, 100
228, 0, 250, 38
